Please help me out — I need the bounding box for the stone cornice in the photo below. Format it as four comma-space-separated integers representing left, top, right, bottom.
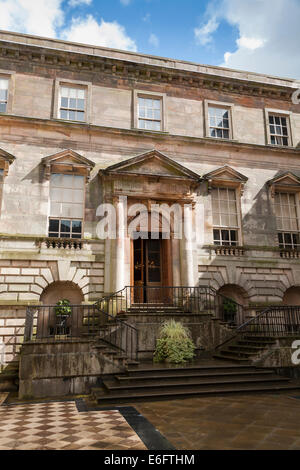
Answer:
1, 113, 300, 158
0, 38, 297, 102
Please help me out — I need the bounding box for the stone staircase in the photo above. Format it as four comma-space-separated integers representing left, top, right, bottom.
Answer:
90, 361, 300, 404
213, 335, 277, 363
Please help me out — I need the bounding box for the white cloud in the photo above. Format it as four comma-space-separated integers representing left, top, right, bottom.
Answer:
0, 0, 64, 37
149, 33, 159, 48
0, 0, 137, 52
62, 15, 137, 51
237, 36, 265, 51
120, 0, 131, 5
194, 16, 219, 46
194, 0, 300, 78
68, 0, 92, 7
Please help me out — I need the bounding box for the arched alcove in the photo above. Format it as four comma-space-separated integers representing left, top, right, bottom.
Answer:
217, 284, 249, 307
283, 286, 300, 306
40, 281, 84, 305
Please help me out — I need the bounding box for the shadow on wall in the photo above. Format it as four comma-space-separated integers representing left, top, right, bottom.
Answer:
40, 281, 84, 305
283, 286, 300, 306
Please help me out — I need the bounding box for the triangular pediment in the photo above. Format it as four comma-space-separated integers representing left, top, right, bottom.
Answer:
0, 148, 16, 165
42, 149, 95, 169
101, 150, 200, 181
268, 172, 300, 188
203, 165, 248, 184
0, 148, 16, 176
42, 149, 95, 180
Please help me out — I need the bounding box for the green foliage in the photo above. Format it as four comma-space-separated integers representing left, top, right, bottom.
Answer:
223, 298, 237, 314
55, 299, 72, 316
153, 320, 195, 364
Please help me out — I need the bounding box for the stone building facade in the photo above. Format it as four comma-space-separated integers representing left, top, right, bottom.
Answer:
0, 30, 300, 364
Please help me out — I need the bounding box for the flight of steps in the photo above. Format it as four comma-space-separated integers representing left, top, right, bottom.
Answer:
90, 362, 300, 404
126, 305, 187, 316
214, 335, 277, 363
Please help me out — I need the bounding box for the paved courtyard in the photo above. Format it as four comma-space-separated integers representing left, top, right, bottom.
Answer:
1, 393, 300, 450
0, 401, 146, 450
136, 393, 300, 450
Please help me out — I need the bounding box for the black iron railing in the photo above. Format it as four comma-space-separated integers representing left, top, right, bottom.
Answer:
236, 305, 300, 337
24, 302, 139, 361
95, 285, 244, 325
24, 304, 101, 342
215, 305, 300, 351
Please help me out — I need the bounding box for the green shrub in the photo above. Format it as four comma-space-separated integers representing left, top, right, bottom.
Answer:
55, 299, 72, 316
153, 319, 195, 364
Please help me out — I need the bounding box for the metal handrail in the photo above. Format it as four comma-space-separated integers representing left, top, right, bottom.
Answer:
215, 304, 300, 350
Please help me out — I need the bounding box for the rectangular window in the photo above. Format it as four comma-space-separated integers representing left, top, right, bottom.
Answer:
275, 192, 300, 249
208, 106, 231, 139
59, 86, 86, 122
212, 187, 240, 246
138, 97, 162, 131
269, 115, 289, 146
0, 78, 8, 113
49, 174, 85, 239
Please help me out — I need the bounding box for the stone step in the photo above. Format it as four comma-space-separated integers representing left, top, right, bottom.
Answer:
237, 339, 276, 346
92, 382, 300, 404
228, 345, 265, 352
127, 363, 256, 375
213, 353, 251, 363
103, 375, 289, 392
116, 369, 275, 382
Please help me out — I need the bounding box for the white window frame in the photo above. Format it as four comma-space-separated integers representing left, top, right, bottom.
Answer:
0, 70, 15, 114
211, 186, 243, 246
204, 100, 235, 140
133, 90, 167, 132
53, 79, 92, 123
275, 191, 300, 249
48, 173, 86, 240
265, 108, 294, 147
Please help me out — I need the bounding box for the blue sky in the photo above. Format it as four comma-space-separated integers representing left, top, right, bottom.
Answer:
62, 0, 238, 66
0, 0, 299, 78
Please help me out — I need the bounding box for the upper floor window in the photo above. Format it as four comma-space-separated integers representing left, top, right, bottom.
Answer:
212, 187, 240, 246
59, 86, 86, 122
275, 192, 300, 249
49, 173, 85, 239
0, 78, 8, 113
269, 114, 290, 146
138, 97, 162, 131
208, 106, 231, 139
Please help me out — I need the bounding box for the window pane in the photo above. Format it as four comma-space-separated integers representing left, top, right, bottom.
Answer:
61, 220, 71, 233
74, 175, 84, 189
61, 97, 68, 108
77, 111, 85, 121
77, 99, 85, 110
60, 109, 68, 119
49, 219, 59, 232
72, 220, 82, 234
0, 103, 6, 112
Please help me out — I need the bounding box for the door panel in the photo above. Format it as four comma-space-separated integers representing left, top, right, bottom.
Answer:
133, 237, 163, 303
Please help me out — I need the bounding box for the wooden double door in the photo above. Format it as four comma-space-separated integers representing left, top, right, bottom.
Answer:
133, 235, 172, 304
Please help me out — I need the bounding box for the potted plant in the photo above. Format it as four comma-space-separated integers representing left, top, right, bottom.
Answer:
154, 319, 195, 364
54, 299, 72, 337
222, 298, 237, 324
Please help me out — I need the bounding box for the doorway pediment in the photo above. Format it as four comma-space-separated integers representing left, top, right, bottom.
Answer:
101, 150, 201, 181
